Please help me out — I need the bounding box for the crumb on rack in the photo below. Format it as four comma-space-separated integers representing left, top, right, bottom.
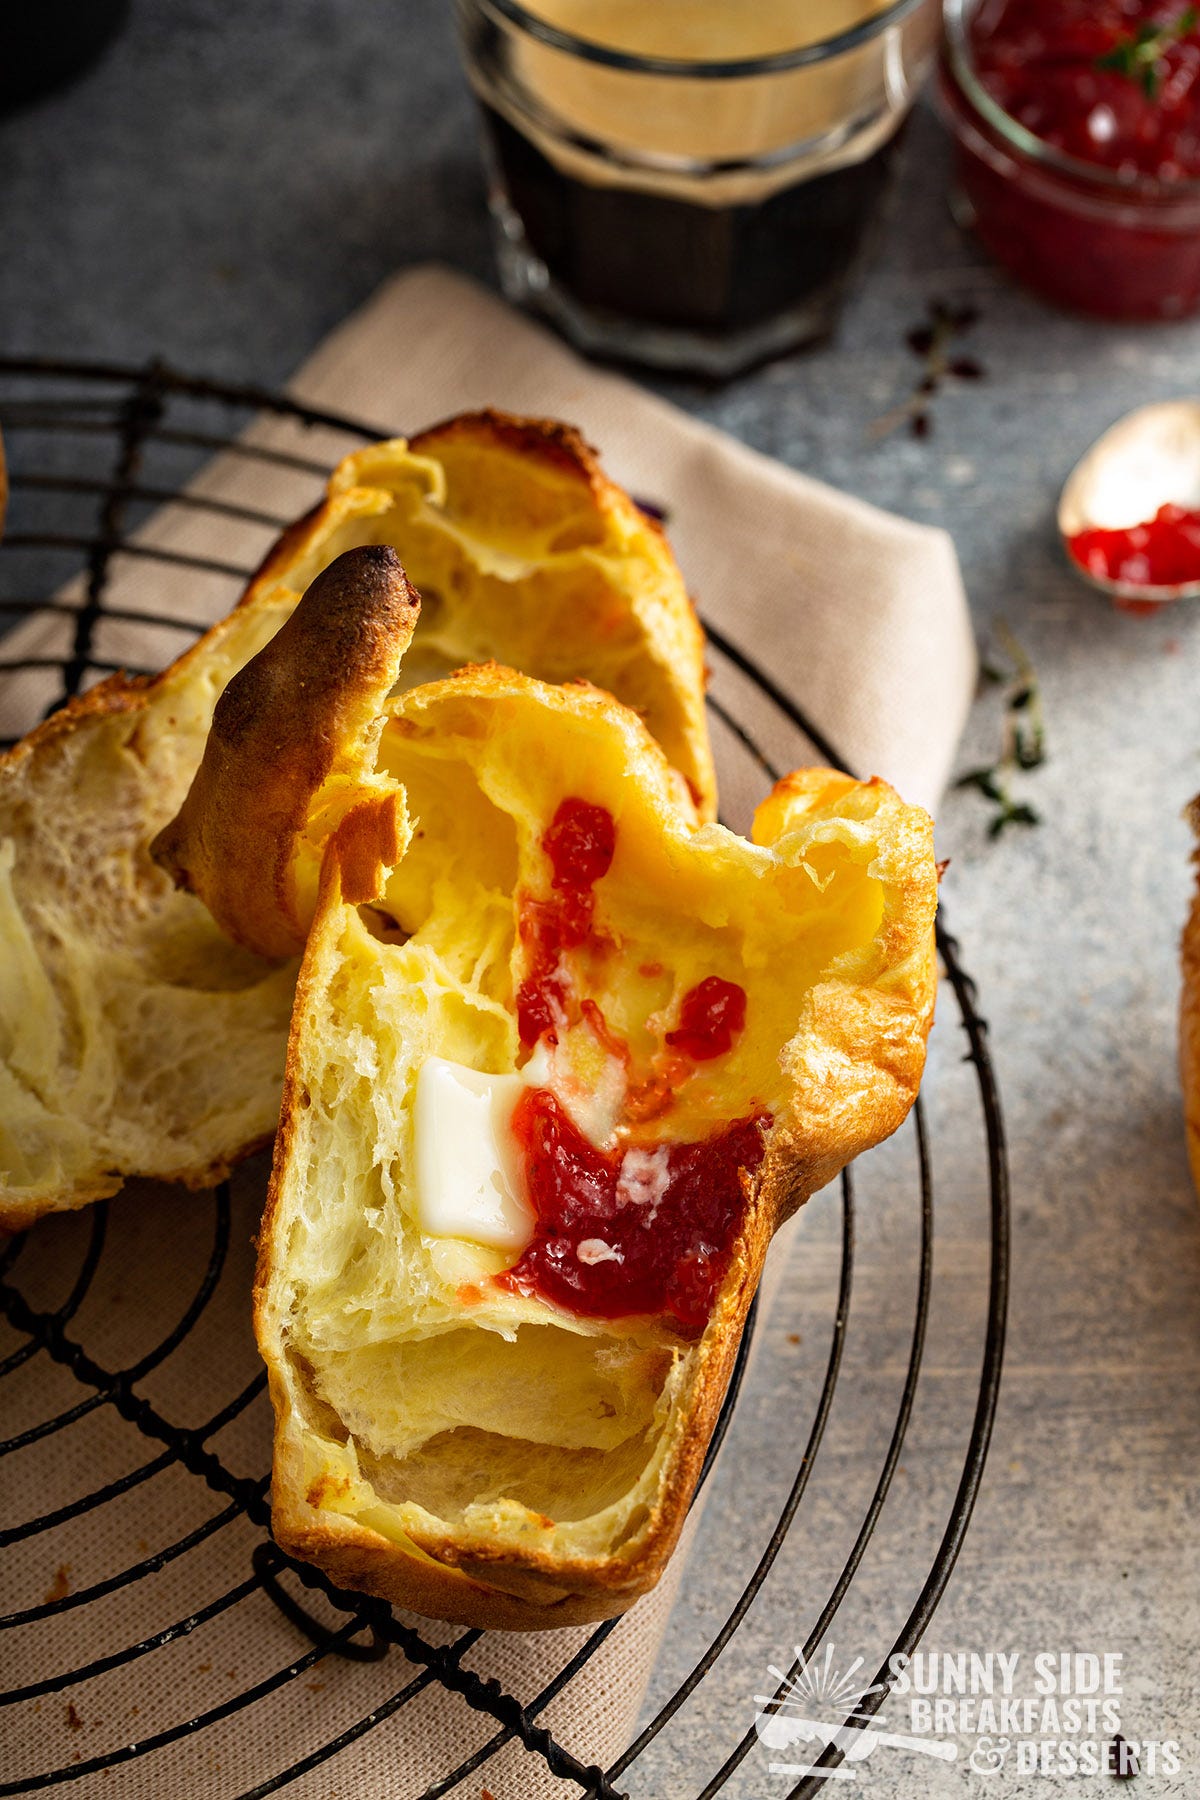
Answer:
44, 1563, 72, 1604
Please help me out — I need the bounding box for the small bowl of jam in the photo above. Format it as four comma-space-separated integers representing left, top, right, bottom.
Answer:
940, 0, 1200, 320
1059, 399, 1200, 611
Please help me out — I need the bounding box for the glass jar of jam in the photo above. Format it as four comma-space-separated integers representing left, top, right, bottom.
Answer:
456, 0, 941, 375
939, 0, 1200, 320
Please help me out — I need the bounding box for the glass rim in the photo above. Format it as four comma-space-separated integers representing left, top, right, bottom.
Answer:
942, 0, 1200, 199
469, 0, 930, 79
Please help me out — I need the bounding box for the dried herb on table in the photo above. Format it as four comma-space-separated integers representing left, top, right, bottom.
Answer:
955, 625, 1046, 838
872, 299, 986, 442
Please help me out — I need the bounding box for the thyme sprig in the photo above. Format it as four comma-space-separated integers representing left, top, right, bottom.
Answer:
955, 625, 1046, 839
1096, 6, 1198, 100
871, 299, 985, 442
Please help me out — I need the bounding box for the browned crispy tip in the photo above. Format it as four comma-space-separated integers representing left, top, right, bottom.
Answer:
409, 407, 602, 489
151, 545, 420, 961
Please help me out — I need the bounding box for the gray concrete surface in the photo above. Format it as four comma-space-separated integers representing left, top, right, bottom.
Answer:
2, 3, 1198, 1796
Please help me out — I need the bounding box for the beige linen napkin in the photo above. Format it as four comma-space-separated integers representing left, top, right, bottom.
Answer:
0, 266, 974, 1800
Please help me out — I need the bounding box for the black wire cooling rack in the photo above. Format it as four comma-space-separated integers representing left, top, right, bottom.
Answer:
0, 356, 1010, 1800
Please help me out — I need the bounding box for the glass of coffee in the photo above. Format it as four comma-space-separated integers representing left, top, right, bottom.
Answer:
455, 0, 939, 376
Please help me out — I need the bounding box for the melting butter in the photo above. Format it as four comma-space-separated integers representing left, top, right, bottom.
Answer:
413, 1057, 534, 1251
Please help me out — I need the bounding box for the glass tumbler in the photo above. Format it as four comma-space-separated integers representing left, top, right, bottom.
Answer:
454, 0, 940, 376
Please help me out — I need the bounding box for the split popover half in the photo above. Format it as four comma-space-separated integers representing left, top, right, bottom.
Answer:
169, 546, 939, 1628
0, 413, 710, 1228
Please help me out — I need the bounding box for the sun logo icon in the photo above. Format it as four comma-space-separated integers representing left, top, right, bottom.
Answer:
754, 1646, 958, 1780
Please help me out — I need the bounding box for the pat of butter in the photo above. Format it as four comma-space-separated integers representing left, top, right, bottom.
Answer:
413, 1057, 535, 1252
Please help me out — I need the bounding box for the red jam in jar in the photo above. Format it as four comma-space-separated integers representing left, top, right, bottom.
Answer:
941, 1, 1200, 318
499, 1089, 770, 1335
972, 2, 1200, 180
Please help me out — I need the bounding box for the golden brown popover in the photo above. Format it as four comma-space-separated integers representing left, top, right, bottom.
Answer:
183, 553, 940, 1629
0, 414, 711, 1229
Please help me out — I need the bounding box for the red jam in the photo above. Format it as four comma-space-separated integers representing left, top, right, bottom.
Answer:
543, 794, 616, 895
666, 977, 748, 1061
972, 2, 1200, 181
499, 1088, 770, 1335
516, 798, 615, 1048
1069, 501, 1200, 590
505, 795, 763, 1332
942, 2, 1200, 319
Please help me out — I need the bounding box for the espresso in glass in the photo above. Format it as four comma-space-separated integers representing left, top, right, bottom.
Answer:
456, 0, 939, 375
